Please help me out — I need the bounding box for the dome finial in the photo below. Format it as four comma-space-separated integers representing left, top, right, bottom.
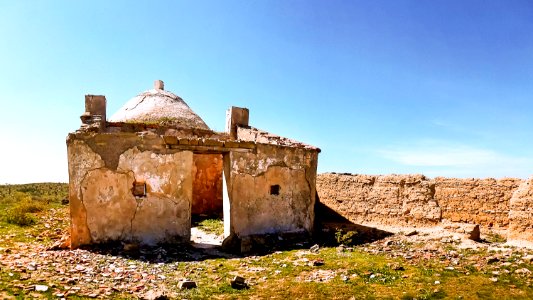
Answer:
154, 80, 164, 90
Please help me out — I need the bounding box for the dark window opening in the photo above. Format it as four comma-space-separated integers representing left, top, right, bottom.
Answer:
132, 181, 146, 197
270, 184, 280, 195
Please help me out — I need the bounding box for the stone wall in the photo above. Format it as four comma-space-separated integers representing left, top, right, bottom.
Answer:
317, 173, 530, 242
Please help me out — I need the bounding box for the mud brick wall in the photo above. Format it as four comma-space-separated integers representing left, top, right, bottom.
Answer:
317, 173, 522, 229
434, 177, 521, 228
316, 174, 440, 226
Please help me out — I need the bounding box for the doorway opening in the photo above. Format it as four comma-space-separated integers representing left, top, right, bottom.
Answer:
190, 153, 225, 248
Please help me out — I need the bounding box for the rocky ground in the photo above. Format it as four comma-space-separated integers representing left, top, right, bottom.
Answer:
1, 207, 533, 299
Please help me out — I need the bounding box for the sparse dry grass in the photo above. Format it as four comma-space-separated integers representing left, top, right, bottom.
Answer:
0, 183, 532, 299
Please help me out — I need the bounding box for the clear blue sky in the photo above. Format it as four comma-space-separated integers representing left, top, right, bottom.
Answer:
1, 0, 532, 183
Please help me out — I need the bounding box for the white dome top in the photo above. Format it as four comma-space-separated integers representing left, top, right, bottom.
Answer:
109, 81, 210, 130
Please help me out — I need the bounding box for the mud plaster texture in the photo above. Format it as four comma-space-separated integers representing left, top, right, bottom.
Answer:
68, 84, 320, 250
67, 134, 193, 248
224, 143, 318, 238
316, 173, 532, 245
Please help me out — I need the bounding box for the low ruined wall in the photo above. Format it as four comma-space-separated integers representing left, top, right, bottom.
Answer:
317, 174, 440, 226
434, 178, 521, 228
317, 173, 524, 230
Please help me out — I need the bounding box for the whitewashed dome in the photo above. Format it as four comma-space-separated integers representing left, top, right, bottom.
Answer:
109, 80, 210, 130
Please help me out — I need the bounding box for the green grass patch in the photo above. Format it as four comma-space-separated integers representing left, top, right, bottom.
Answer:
197, 218, 224, 236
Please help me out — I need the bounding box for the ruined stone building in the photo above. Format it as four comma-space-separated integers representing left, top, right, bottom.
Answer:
66, 80, 320, 251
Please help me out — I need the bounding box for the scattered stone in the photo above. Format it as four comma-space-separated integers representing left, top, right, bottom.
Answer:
310, 244, 320, 253
311, 259, 325, 266
464, 224, 481, 241
142, 290, 169, 300
230, 276, 248, 289
405, 230, 418, 237
390, 263, 405, 271
178, 280, 197, 289
515, 268, 532, 275
434, 281, 440, 285
35, 285, 49, 292
486, 257, 500, 264
522, 255, 533, 263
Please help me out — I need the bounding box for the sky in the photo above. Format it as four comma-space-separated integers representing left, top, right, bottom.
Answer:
1, 0, 532, 183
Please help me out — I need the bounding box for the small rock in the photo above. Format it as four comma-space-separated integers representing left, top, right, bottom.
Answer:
311, 259, 325, 266
142, 290, 169, 300
434, 281, 440, 285
88, 293, 98, 298
515, 268, 532, 275
405, 230, 418, 237
490, 277, 498, 282
522, 255, 533, 263
230, 276, 248, 290
178, 280, 197, 289
383, 240, 393, 246
486, 256, 499, 264
35, 285, 49, 292
391, 263, 405, 271
310, 244, 320, 253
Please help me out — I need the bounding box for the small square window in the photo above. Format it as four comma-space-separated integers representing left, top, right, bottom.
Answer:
270, 184, 280, 196
132, 181, 146, 197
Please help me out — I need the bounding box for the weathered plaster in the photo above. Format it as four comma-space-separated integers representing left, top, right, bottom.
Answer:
81, 168, 137, 243
226, 144, 317, 238
67, 139, 105, 248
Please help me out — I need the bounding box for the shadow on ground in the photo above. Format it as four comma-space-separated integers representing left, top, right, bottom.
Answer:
67, 195, 394, 263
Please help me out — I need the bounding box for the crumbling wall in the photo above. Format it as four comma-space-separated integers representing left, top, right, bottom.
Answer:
67, 134, 193, 248
316, 174, 440, 226
225, 144, 318, 238
508, 177, 533, 244
192, 154, 223, 216
434, 177, 521, 228
317, 173, 528, 236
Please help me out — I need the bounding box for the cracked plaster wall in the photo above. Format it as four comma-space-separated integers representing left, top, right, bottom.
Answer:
67, 135, 193, 247
225, 144, 318, 238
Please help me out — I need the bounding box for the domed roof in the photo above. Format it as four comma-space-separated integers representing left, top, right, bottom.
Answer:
109, 80, 210, 130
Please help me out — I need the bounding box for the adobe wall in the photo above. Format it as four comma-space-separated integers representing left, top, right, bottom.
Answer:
224, 144, 318, 239
317, 173, 531, 243
316, 174, 440, 226
67, 133, 193, 248
508, 177, 533, 244
434, 177, 520, 228
192, 154, 223, 216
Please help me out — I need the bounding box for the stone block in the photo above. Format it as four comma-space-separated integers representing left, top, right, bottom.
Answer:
178, 280, 197, 289
162, 136, 178, 145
